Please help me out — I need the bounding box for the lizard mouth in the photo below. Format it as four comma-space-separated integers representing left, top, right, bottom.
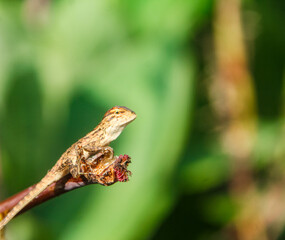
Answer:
123, 115, 136, 126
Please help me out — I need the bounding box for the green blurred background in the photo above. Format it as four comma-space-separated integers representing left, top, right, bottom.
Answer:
0, 0, 285, 239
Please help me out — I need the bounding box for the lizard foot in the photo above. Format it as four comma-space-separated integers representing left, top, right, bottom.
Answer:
69, 165, 80, 178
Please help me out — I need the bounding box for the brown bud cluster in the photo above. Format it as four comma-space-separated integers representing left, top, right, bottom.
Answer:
81, 154, 132, 186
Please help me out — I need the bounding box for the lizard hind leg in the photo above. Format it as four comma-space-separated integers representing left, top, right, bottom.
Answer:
71, 144, 86, 178
69, 165, 80, 178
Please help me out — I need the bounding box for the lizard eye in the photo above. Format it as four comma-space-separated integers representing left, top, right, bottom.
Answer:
115, 111, 119, 114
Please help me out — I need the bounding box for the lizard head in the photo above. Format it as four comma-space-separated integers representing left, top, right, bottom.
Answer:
102, 106, 136, 143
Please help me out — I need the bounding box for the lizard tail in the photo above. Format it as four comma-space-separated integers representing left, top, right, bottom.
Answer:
0, 171, 61, 230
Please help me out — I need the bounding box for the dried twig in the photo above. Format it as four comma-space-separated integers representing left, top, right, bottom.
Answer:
0, 154, 131, 219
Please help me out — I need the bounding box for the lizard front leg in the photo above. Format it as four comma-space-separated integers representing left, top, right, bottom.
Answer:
83, 143, 114, 161
70, 144, 114, 178
84, 146, 114, 164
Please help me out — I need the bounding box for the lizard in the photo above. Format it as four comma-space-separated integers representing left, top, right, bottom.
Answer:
0, 106, 136, 230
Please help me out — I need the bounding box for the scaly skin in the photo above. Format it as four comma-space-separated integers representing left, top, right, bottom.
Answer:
0, 106, 136, 230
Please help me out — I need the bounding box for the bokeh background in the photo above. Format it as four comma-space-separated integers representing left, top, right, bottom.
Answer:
0, 0, 284, 239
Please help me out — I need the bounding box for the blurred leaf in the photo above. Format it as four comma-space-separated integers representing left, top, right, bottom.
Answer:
202, 194, 236, 225
181, 156, 230, 194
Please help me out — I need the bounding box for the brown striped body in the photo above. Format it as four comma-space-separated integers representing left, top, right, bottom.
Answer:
0, 106, 136, 229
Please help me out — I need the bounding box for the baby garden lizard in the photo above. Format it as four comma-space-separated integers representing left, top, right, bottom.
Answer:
0, 106, 136, 229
